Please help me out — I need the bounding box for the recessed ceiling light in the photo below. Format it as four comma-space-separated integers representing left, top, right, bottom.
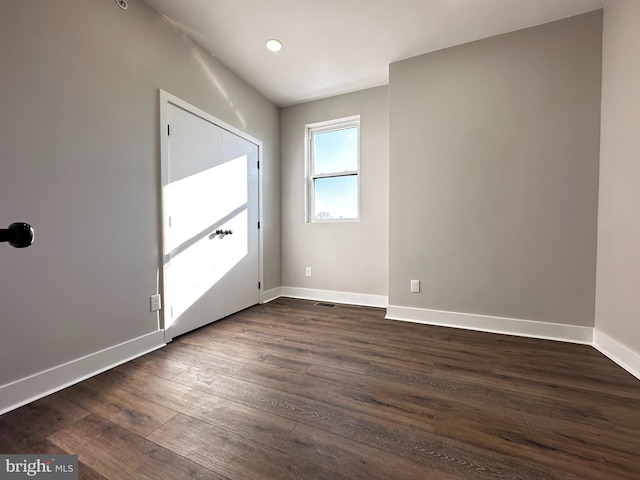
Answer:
265, 39, 283, 52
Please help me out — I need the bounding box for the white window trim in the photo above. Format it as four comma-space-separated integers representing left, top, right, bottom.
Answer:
305, 115, 360, 223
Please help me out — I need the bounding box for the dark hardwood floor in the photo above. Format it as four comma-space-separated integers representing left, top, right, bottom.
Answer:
1, 297, 639, 479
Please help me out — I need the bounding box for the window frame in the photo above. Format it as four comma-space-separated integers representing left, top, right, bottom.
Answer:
305, 115, 361, 223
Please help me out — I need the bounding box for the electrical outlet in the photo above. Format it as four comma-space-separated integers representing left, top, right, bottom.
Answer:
410, 280, 420, 293
150, 294, 162, 312
306, 267, 312, 277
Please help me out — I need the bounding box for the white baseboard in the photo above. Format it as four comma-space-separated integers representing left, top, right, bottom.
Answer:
261, 287, 283, 304
386, 305, 593, 345
274, 287, 388, 308
0, 330, 166, 415
593, 329, 640, 381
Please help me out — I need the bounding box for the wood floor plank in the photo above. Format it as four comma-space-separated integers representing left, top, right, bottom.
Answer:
309, 362, 521, 417
171, 366, 359, 429
176, 334, 313, 373
0, 435, 108, 480
361, 363, 615, 429
92, 363, 216, 414
58, 377, 178, 437
305, 363, 597, 476
490, 361, 640, 399
224, 335, 372, 374
0, 394, 90, 451
432, 354, 638, 408
48, 414, 222, 480
234, 363, 438, 431
2, 297, 639, 479
523, 412, 640, 480
172, 366, 567, 479
94, 362, 298, 449
432, 400, 623, 480
148, 413, 340, 480
125, 353, 192, 380
278, 332, 437, 372
151, 340, 246, 375
279, 422, 460, 480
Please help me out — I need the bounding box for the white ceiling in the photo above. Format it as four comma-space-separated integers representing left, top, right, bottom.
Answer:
142, 0, 607, 107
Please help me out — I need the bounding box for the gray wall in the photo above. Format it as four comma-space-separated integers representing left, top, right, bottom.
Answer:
0, 0, 279, 386
389, 12, 602, 325
595, 0, 640, 354
280, 87, 389, 296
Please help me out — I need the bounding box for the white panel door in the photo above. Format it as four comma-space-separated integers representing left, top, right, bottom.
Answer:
219, 129, 260, 317
163, 101, 259, 339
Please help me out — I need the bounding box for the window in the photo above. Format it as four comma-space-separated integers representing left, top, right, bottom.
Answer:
306, 116, 360, 222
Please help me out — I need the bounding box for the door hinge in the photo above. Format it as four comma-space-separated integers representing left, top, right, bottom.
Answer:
257, 221, 260, 229
257, 160, 260, 169
167, 124, 170, 136
170, 307, 174, 318
258, 281, 261, 289
168, 216, 172, 227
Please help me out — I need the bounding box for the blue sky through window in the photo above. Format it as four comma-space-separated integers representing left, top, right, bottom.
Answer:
312, 125, 358, 220
313, 127, 358, 174
314, 176, 357, 219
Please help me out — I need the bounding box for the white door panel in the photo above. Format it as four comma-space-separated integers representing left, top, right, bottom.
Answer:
162, 98, 260, 339
166, 236, 223, 333
168, 105, 221, 182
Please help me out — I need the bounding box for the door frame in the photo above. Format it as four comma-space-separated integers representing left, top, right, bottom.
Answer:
158, 89, 264, 343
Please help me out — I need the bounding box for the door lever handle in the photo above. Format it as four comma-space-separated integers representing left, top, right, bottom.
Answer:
210, 229, 234, 240
212, 229, 232, 239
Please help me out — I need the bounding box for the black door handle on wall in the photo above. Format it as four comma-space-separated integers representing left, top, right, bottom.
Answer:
0, 222, 35, 248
